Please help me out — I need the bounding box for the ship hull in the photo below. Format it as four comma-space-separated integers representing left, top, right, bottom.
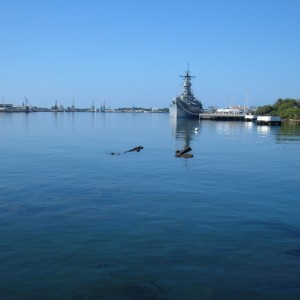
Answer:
169, 100, 202, 118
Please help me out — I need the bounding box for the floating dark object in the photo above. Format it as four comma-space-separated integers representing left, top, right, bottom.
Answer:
175, 146, 193, 158
178, 153, 193, 158
107, 146, 144, 156
125, 146, 144, 153
106, 152, 120, 155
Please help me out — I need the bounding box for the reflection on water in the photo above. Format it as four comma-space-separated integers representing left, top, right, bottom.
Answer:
244, 121, 254, 129
170, 118, 300, 146
170, 117, 200, 147
1, 113, 300, 299
276, 123, 300, 142
214, 120, 247, 136
257, 125, 271, 136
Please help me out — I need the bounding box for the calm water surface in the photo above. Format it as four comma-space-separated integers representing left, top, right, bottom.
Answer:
1, 112, 300, 299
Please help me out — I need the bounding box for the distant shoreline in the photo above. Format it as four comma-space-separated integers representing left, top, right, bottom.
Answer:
0, 105, 169, 114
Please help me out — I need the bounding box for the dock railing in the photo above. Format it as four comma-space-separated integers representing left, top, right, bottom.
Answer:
199, 113, 245, 121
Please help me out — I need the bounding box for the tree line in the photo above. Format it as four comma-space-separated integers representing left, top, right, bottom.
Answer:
255, 98, 300, 120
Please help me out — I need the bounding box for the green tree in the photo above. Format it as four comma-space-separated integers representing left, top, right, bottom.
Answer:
256, 98, 300, 119
279, 107, 300, 119
255, 105, 273, 115
278, 99, 298, 111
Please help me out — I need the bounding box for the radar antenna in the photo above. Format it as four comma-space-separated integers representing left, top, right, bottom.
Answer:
180, 63, 195, 79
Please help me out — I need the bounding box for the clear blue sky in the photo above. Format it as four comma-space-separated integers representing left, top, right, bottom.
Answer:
1, 0, 299, 109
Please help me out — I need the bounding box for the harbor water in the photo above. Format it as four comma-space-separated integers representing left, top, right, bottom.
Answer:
1, 112, 300, 299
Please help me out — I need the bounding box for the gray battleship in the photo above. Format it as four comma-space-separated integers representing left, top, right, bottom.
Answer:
169, 68, 203, 118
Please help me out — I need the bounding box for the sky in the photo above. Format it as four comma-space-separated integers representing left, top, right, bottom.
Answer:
1, 0, 300, 109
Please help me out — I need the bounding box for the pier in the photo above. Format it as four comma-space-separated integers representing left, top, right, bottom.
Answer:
199, 113, 245, 121
199, 113, 282, 125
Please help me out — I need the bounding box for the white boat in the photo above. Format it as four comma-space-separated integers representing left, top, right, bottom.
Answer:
169, 68, 203, 118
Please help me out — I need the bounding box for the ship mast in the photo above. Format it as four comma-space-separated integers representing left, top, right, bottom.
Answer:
180, 64, 195, 98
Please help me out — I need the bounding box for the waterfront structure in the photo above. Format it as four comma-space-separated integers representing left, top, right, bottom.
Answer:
169, 68, 203, 118
51, 100, 65, 112
199, 112, 245, 121
0, 104, 10, 112
198, 113, 282, 125
244, 115, 257, 122
256, 116, 282, 125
